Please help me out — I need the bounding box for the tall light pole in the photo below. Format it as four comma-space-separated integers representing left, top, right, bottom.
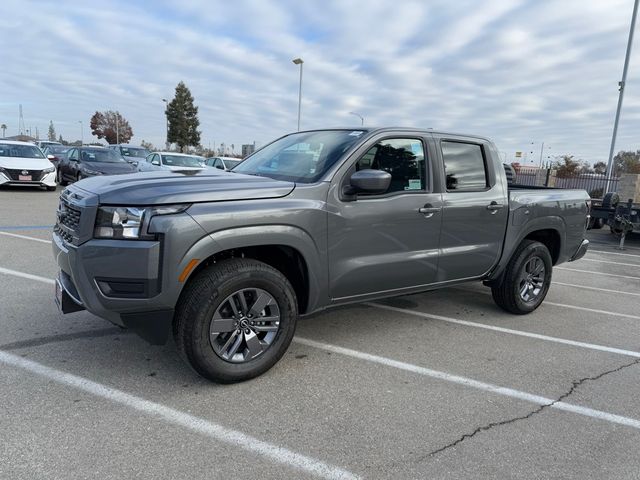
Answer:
349, 111, 364, 126
78, 120, 83, 145
162, 98, 169, 149
115, 111, 120, 145
606, 0, 639, 190
292, 58, 304, 131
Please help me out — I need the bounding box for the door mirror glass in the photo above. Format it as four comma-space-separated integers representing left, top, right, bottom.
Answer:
347, 169, 391, 194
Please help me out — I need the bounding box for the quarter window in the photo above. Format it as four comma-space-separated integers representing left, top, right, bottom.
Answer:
442, 141, 488, 191
355, 138, 426, 194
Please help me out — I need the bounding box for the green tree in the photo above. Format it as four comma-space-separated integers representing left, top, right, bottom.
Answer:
555, 155, 581, 178
47, 121, 56, 141
90, 110, 133, 144
593, 161, 607, 175
613, 150, 640, 175
166, 81, 201, 151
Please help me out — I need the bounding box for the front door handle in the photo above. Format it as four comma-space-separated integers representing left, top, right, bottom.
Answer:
418, 204, 440, 218
486, 202, 504, 214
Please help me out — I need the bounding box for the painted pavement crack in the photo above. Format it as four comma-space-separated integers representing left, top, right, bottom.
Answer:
424, 357, 640, 459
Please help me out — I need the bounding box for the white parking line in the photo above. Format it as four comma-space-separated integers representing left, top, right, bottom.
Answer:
367, 303, 640, 358
556, 267, 640, 280
295, 337, 640, 430
589, 249, 640, 258
0, 350, 358, 480
0, 266, 55, 285
0, 231, 52, 244
579, 258, 640, 268
552, 281, 640, 298
545, 301, 640, 320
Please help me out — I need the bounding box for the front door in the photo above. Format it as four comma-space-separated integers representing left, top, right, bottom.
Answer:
327, 135, 442, 300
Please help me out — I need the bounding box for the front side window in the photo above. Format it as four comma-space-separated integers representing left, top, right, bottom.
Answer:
232, 130, 365, 183
442, 141, 488, 191
355, 138, 426, 194
120, 146, 150, 158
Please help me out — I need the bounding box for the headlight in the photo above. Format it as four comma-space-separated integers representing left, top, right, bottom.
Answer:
94, 204, 190, 240
43, 166, 55, 174
83, 168, 102, 175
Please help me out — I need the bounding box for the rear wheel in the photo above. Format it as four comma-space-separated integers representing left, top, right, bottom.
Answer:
45, 185, 56, 191
491, 240, 552, 314
173, 258, 298, 383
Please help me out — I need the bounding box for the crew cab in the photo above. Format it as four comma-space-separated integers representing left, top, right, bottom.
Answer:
52, 128, 590, 383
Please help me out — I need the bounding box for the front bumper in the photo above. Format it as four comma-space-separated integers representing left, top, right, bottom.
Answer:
569, 239, 589, 262
52, 232, 174, 344
0, 170, 56, 187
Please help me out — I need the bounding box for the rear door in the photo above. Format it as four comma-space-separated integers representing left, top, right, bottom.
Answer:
434, 135, 508, 281
327, 133, 442, 300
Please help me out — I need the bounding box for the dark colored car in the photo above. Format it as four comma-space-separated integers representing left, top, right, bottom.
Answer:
42, 145, 70, 168
57, 146, 137, 185
108, 144, 151, 168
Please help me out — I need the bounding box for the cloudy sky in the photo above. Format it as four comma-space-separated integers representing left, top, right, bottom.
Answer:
1, 0, 639, 163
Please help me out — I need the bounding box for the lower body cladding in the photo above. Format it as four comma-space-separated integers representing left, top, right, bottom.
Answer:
0, 169, 56, 188
52, 233, 177, 345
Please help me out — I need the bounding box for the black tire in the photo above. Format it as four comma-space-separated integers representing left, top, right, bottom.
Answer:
57, 170, 68, 186
173, 258, 298, 383
491, 240, 552, 315
592, 218, 604, 229
45, 185, 56, 191
602, 192, 619, 210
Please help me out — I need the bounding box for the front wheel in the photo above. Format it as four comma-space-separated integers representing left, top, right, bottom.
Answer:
173, 258, 298, 383
491, 240, 552, 314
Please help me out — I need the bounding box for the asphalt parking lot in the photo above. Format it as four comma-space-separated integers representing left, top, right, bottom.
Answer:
1, 186, 640, 480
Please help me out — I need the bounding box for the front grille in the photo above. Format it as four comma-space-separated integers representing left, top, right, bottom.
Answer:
55, 196, 82, 244
3, 168, 44, 181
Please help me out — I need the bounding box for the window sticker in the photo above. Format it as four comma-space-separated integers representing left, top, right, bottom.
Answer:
348, 131, 364, 136
405, 179, 422, 190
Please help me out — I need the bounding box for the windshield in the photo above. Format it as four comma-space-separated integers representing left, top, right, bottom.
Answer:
81, 149, 126, 163
224, 159, 241, 168
120, 146, 150, 158
232, 130, 366, 182
0, 143, 45, 158
48, 146, 70, 154
162, 155, 203, 167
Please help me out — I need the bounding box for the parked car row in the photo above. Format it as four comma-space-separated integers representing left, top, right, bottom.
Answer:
0, 140, 246, 190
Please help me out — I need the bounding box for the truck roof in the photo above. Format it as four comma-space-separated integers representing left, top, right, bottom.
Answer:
297, 127, 492, 143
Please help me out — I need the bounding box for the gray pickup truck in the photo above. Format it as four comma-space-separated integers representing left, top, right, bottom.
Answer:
53, 128, 590, 382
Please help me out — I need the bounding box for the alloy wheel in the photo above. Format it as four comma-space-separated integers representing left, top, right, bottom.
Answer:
518, 256, 546, 303
209, 288, 281, 363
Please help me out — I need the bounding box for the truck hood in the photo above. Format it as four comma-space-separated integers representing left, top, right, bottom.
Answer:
75, 169, 296, 205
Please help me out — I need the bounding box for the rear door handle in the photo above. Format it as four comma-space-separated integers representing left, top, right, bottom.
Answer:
418, 204, 440, 218
486, 202, 504, 214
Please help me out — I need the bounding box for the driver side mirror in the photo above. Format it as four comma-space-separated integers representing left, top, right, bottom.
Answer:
344, 169, 391, 196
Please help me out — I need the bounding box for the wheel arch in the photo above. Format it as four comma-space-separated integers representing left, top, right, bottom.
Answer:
177, 225, 325, 315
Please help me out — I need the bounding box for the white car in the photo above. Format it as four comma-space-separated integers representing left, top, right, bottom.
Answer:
138, 152, 206, 172
203, 156, 242, 171
0, 140, 57, 191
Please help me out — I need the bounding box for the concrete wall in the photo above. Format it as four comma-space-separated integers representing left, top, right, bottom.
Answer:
618, 174, 640, 203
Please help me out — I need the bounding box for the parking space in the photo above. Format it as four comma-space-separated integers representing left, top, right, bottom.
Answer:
2, 188, 640, 479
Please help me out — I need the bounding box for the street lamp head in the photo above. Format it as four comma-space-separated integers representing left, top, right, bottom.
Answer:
162, 98, 167, 102
292, 58, 304, 65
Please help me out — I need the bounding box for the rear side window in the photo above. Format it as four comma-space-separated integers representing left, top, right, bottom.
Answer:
442, 141, 488, 191
355, 138, 426, 194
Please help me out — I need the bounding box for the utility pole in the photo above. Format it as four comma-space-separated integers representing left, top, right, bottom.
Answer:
116, 111, 120, 145
292, 58, 304, 131
605, 0, 639, 192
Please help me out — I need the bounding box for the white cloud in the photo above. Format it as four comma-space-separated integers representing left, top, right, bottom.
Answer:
0, 0, 639, 162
